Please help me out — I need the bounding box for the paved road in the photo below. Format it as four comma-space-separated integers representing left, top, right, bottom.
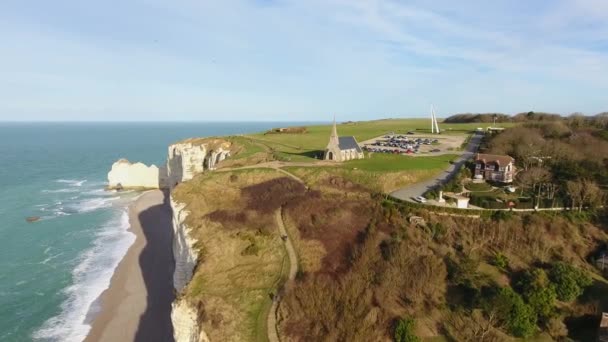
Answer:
390, 132, 483, 202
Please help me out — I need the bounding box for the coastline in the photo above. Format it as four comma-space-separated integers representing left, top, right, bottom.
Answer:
84, 190, 175, 342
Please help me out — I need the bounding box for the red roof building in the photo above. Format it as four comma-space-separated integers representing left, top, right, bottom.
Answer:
473, 153, 516, 183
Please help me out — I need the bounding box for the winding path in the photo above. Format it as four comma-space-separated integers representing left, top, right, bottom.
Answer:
267, 208, 299, 342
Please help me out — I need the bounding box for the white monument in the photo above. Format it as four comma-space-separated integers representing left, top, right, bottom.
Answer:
431, 105, 440, 134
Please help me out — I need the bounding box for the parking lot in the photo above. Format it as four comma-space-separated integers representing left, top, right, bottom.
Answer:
360, 132, 466, 156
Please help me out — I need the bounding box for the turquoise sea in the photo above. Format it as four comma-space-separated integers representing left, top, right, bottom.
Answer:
0, 122, 306, 342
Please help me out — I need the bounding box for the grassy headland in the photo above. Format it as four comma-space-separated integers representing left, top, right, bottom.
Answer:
242, 119, 513, 163
168, 117, 608, 341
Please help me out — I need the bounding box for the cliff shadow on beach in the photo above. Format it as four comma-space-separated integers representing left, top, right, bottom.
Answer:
135, 189, 176, 342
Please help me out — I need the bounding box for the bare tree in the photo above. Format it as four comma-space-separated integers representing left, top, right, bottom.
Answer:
567, 179, 602, 211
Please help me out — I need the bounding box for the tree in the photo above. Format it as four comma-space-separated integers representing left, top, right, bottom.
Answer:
447, 254, 481, 288
549, 262, 592, 301
518, 269, 557, 320
518, 167, 551, 206
485, 287, 537, 338
567, 179, 602, 211
394, 318, 421, 342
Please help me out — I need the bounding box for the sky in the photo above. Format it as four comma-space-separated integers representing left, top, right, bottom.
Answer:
1, 0, 608, 121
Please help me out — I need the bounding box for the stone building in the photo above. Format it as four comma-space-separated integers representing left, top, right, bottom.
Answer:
324, 117, 364, 162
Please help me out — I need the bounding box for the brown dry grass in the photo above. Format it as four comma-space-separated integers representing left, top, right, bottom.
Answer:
173, 167, 608, 341
172, 169, 299, 341
286, 166, 432, 193
276, 189, 608, 341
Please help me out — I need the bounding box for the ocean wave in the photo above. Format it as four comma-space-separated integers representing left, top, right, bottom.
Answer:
32, 210, 135, 342
37, 196, 119, 220
41, 188, 80, 194
40, 252, 64, 265
69, 197, 118, 214
55, 179, 88, 187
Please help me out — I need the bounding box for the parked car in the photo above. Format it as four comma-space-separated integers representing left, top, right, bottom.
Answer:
414, 196, 427, 203
431, 148, 440, 152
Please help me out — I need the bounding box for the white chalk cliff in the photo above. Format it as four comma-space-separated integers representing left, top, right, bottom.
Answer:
137, 138, 231, 342
107, 159, 168, 189
170, 197, 199, 292
171, 300, 209, 342
105, 138, 236, 341
167, 140, 231, 187
170, 196, 209, 342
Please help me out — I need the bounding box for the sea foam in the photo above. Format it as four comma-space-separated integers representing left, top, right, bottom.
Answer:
32, 210, 135, 342
55, 179, 88, 187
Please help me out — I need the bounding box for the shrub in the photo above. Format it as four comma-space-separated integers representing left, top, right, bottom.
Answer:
447, 254, 481, 288
545, 317, 568, 339
491, 210, 513, 222
518, 268, 557, 320
427, 222, 447, 242
394, 318, 421, 342
491, 252, 509, 270
486, 287, 537, 338
241, 241, 259, 256
549, 262, 592, 301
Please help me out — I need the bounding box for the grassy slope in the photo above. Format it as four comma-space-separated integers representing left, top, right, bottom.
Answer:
172, 169, 287, 342
284, 153, 458, 193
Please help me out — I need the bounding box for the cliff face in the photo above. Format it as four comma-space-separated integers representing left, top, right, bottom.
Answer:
170, 196, 207, 342
170, 197, 199, 292
171, 300, 209, 342
167, 140, 231, 187
167, 138, 233, 342
107, 159, 168, 189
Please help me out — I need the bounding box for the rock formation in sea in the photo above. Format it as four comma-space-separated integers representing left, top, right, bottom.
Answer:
107, 159, 168, 190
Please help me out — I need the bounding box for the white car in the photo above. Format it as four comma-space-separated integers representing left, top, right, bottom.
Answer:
414, 196, 427, 203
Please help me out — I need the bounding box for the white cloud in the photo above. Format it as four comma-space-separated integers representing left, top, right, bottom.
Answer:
0, 0, 607, 120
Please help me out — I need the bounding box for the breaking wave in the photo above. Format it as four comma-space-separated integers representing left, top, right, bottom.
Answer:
32, 210, 135, 341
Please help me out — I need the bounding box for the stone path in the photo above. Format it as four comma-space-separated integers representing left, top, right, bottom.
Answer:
267, 208, 299, 342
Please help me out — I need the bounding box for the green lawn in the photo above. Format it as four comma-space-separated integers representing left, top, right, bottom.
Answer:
229, 136, 268, 160
465, 182, 493, 192
345, 153, 458, 171
244, 119, 516, 163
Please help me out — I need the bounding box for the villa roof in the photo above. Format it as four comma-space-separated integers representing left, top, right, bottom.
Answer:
475, 153, 514, 165
338, 136, 362, 153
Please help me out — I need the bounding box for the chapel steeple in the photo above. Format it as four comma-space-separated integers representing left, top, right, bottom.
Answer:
329, 114, 339, 147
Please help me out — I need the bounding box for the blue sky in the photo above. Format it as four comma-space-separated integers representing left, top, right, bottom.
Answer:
1, 0, 607, 121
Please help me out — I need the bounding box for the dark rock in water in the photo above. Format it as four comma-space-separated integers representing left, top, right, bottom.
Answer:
26, 216, 41, 223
